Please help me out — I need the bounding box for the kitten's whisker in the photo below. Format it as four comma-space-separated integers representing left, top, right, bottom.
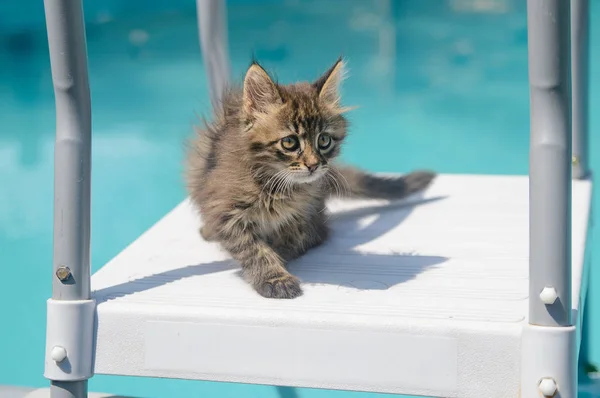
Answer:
260, 169, 286, 199
330, 168, 350, 197
260, 175, 276, 197
335, 174, 347, 197
282, 172, 294, 197
324, 173, 335, 197
325, 172, 341, 198
271, 173, 285, 195
278, 171, 293, 197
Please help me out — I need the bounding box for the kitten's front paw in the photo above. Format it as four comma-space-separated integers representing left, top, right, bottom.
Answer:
256, 274, 303, 299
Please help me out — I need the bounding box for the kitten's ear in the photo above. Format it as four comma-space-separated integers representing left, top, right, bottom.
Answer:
314, 57, 346, 107
243, 62, 281, 116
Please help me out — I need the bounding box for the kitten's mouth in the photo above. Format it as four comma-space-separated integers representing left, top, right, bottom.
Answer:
292, 169, 326, 184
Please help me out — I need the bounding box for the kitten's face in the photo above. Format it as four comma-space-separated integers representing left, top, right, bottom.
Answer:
249, 98, 347, 184
272, 125, 338, 184
242, 58, 350, 186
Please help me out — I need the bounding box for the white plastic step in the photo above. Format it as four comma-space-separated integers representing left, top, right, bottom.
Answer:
91, 174, 592, 398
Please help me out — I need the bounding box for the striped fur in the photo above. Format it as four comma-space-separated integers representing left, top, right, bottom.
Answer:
185, 58, 435, 299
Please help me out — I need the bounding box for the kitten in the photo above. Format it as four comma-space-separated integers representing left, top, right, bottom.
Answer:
185, 57, 435, 299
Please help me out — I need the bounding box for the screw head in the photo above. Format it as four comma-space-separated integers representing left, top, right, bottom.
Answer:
538, 377, 557, 397
540, 286, 558, 305
573, 155, 580, 166
51, 346, 67, 363
56, 266, 72, 282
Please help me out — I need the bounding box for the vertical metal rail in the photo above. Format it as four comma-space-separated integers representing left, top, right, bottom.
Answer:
196, 0, 231, 107
528, 0, 572, 332
571, 0, 590, 180
43, 1, 94, 397
523, 0, 576, 397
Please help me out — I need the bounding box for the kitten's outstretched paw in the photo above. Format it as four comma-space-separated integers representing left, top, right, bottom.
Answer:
256, 274, 303, 299
403, 170, 436, 194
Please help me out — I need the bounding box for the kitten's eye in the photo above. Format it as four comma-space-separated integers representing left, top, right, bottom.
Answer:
317, 133, 332, 150
281, 136, 300, 151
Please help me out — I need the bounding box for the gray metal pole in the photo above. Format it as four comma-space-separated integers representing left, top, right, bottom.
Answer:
49, 382, 89, 398
44, 0, 92, 397
527, 0, 572, 327
571, 0, 590, 179
197, 0, 231, 107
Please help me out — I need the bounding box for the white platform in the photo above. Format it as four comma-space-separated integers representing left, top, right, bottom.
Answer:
92, 174, 592, 398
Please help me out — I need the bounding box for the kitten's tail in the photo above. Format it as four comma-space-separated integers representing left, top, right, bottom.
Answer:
328, 165, 436, 200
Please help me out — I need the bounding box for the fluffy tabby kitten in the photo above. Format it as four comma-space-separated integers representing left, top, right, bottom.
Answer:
185, 58, 435, 299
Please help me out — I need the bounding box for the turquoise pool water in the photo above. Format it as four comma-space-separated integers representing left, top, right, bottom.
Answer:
1, 0, 599, 397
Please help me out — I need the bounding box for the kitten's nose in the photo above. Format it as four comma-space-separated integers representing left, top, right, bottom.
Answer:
306, 163, 318, 173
